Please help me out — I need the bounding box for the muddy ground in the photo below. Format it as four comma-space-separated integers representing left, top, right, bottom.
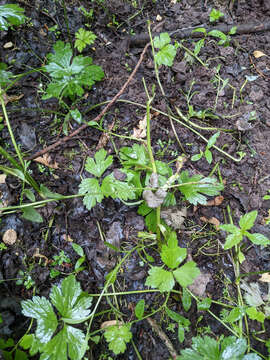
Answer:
1, 0, 270, 359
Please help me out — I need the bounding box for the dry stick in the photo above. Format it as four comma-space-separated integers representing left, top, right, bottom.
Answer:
26, 42, 150, 161
146, 317, 178, 360
128, 21, 270, 46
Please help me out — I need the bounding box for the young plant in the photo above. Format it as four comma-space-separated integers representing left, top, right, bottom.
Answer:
21, 275, 92, 360
79, 148, 137, 210
50, 250, 71, 278
177, 335, 262, 359
153, 32, 177, 67
145, 231, 200, 292
75, 28, 97, 53
42, 41, 104, 100
191, 131, 220, 164
209, 8, 224, 23
0, 4, 26, 31
220, 210, 270, 252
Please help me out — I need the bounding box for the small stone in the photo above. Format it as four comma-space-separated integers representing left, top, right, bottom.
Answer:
2, 229, 17, 245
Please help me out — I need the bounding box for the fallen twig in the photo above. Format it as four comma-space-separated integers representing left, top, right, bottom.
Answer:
26, 42, 150, 161
128, 21, 270, 46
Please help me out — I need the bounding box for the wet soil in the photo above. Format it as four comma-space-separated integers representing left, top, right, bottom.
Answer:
1, 0, 270, 359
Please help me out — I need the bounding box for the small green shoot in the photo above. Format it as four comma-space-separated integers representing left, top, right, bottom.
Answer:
71, 243, 86, 273
220, 210, 270, 251
50, 250, 71, 278
209, 8, 224, 23
75, 28, 97, 53
21, 275, 92, 360
0, 4, 26, 31
43, 41, 104, 100
145, 231, 200, 292
191, 131, 220, 164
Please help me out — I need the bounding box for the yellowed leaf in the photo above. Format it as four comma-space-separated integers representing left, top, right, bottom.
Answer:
259, 273, 270, 282
253, 50, 267, 58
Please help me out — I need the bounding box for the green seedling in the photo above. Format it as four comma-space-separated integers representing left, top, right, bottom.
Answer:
50, 250, 71, 278
71, 243, 86, 274
0, 62, 13, 87
75, 28, 97, 53
21, 275, 92, 360
79, 148, 136, 210
0, 242, 7, 250
145, 231, 200, 292
16, 269, 35, 289
153, 32, 177, 67
220, 210, 270, 262
0, 4, 26, 31
166, 307, 190, 343
78, 6, 94, 19
209, 8, 224, 23
104, 323, 132, 355
191, 131, 220, 164
177, 335, 262, 359
42, 41, 104, 100
208, 26, 237, 47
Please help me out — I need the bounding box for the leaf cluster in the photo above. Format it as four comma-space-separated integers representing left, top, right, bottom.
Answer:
21, 275, 92, 360
177, 335, 261, 360
79, 149, 136, 210
75, 28, 97, 53
153, 32, 177, 67
0, 4, 26, 31
145, 231, 200, 292
43, 41, 104, 100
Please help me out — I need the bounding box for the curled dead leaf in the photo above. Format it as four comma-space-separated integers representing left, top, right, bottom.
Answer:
132, 114, 147, 139
205, 196, 224, 206
253, 50, 267, 58
200, 216, 220, 230
34, 153, 59, 169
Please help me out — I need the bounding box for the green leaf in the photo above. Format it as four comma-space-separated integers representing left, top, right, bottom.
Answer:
0, 4, 26, 31
41, 324, 87, 360
70, 109, 82, 124
204, 149, 212, 164
43, 41, 104, 100
226, 307, 245, 323
120, 144, 149, 168
209, 8, 224, 23
22, 207, 43, 223
239, 211, 257, 231
101, 173, 136, 201
221, 338, 246, 359
23, 189, 36, 202
207, 131, 220, 149
191, 152, 203, 162
0, 62, 13, 87
161, 242, 187, 269
50, 275, 92, 322
155, 44, 177, 67
194, 39, 205, 56
178, 170, 223, 205
135, 300, 145, 319
178, 326, 185, 343
40, 184, 62, 200
145, 267, 175, 292
166, 308, 190, 327
71, 243, 84, 257
208, 30, 227, 41
85, 149, 113, 177
246, 307, 265, 323
20, 334, 41, 356
21, 296, 58, 343
220, 224, 239, 234
104, 324, 132, 355
153, 32, 171, 49
178, 336, 220, 360
197, 297, 212, 311
223, 232, 243, 250
192, 27, 207, 35
173, 261, 200, 288
229, 26, 237, 35
79, 178, 104, 210
182, 288, 192, 312
245, 232, 270, 246
75, 28, 96, 53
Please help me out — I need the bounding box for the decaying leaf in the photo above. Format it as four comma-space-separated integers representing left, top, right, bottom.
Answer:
2, 92, 24, 105
259, 273, 270, 283
205, 195, 224, 206
2, 228, 17, 245
101, 320, 123, 329
143, 188, 167, 208
253, 50, 267, 58
188, 272, 212, 297
0, 174, 7, 184
33, 247, 49, 265
161, 206, 187, 229
200, 216, 220, 230
34, 153, 59, 169
132, 114, 147, 139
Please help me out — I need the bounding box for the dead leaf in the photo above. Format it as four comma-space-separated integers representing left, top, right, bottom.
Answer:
3, 229, 17, 245
132, 114, 147, 139
188, 272, 212, 297
3, 42, 13, 49
96, 121, 115, 150
63, 234, 73, 242
200, 216, 220, 230
259, 273, 270, 283
253, 50, 267, 58
101, 320, 123, 329
34, 153, 59, 169
0, 174, 7, 184
2, 93, 24, 106
156, 14, 162, 21
205, 195, 224, 206
161, 206, 187, 229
